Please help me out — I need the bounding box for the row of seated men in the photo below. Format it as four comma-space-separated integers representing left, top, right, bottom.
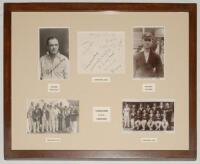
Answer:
123, 102, 174, 131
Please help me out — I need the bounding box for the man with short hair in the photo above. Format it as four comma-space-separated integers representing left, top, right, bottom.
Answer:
123, 104, 130, 128
41, 103, 49, 133
64, 105, 71, 132
147, 109, 155, 131
135, 109, 142, 130
141, 108, 148, 131
134, 32, 163, 78
130, 105, 136, 130
27, 102, 34, 133
40, 37, 69, 80
164, 102, 174, 130
70, 106, 79, 133
32, 103, 42, 133
48, 104, 54, 132
54, 104, 61, 132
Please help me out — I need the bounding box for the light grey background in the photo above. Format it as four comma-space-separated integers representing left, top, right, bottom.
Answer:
0, 0, 199, 163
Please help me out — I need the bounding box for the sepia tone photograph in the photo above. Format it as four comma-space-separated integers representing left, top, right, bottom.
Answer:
26, 99, 79, 134
122, 100, 174, 131
133, 27, 164, 78
39, 28, 69, 80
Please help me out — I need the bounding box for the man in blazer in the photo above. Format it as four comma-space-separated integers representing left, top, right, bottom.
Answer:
134, 32, 164, 78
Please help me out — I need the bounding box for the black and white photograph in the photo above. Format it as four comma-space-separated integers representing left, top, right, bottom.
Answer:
39, 28, 69, 80
133, 27, 164, 78
122, 100, 174, 131
26, 99, 79, 134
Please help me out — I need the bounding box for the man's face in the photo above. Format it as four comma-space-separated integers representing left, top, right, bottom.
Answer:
47, 38, 59, 55
143, 37, 152, 49
165, 103, 169, 108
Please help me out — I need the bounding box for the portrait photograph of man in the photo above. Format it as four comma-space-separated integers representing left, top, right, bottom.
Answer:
133, 27, 164, 78
39, 28, 69, 80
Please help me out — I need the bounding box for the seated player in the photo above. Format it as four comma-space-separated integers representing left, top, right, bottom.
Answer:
155, 109, 162, 131
141, 108, 148, 130
130, 105, 136, 130
147, 109, 155, 131
135, 109, 142, 130
161, 110, 169, 131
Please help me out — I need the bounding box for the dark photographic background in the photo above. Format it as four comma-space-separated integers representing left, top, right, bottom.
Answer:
39, 28, 69, 58
133, 27, 164, 64
122, 101, 174, 131
123, 101, 174, 110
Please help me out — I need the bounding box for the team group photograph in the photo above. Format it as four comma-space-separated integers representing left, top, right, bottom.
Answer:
27, 99, 79, 134
122, 101, 174, 131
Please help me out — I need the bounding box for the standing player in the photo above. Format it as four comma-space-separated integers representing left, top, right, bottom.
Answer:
27, 102, 34, 133
41, 103, 49, 133
123, 104, 131, 128
130, 104, 136, 130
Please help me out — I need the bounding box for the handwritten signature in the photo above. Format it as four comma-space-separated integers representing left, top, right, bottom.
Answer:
78, 32, 125, 74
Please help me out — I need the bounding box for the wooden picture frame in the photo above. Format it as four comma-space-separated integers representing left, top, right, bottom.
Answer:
4, 3, 197, 160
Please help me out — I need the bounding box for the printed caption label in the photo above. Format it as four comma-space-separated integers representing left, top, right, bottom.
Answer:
140, 138, 157, 143
142, 83, 156, 92
45, 138, 61, 143
93, 107, 111, 122
48, 83, 60, 93
92, 77, 111, 83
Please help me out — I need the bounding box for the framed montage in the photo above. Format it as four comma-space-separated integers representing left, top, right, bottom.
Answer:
4, 3, 197, 160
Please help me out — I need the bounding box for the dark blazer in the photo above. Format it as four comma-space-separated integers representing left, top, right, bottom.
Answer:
32, 108, 42, 122
134, 50, 164, 78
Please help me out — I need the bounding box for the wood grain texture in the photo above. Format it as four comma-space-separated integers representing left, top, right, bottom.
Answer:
3, 3, 197, 160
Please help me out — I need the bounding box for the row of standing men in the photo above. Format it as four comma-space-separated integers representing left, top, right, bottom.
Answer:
27, 102, 79, 133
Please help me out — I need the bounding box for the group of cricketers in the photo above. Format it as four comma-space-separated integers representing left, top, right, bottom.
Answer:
27, 100, 79, 133
123, 102, 174, 131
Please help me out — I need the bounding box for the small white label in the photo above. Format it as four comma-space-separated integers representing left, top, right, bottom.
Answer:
48, 83, 60, 93
140, 138, 157, 143
91, 77, 111, 83
93, 107, 111, 122
142, 83, 155, 92
45, 137, 61, 143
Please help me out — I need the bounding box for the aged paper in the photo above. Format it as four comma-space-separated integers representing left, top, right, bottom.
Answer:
77, 32, 125, 74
